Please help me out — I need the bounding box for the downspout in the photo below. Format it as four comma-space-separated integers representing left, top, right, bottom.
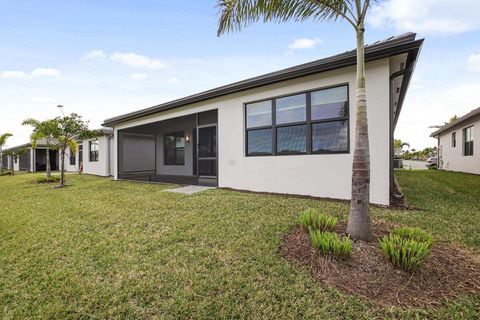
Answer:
107, 135, 112, 176
389, 61, 414, 198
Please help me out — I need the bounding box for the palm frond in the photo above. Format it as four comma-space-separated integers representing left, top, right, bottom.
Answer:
217, 0, 356, 35
0, 133, 13, 146
66, 139, 78, 154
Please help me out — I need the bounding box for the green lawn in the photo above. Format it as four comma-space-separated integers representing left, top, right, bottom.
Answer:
0, 171, 479, 319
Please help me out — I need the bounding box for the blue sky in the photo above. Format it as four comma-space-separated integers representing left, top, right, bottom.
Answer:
1, 0, 480, 149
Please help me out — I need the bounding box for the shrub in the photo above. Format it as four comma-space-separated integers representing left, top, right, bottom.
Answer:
309, 229, 352, 256
393, 227, 433, 244
380, 227, 434, 273
298, 208, 337, 232
1, 170, 12, 176
36, 175, 60, 183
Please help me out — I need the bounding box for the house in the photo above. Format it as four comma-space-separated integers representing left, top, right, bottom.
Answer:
1, 139, 60, 172
102, 33, 423, 206
1, 129, 114, 176
64, 128, 114, 177
431, 107, 479, 174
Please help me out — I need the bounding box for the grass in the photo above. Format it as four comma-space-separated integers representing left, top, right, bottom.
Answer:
0, 171, 479, 319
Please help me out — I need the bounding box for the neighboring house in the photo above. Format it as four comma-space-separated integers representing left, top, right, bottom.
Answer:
1, 140, 59, 172
431, 107, 479, 174
2, 129, 114, 176
102, 33, 423, 206
64, 128, 114, 177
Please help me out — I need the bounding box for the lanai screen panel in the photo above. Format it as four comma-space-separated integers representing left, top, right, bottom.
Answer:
121, 133, 156, 173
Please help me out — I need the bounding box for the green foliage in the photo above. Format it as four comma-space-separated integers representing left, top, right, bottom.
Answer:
216, 0, 355, 36
36, 175, 60, 183
380, 227, 434, 273
298, 208, 337, 232
309, 229, 352, 256
23, 109, 98, 186
393, 227, 433, 244
0, 170, 12, 176
0, 132, 13, 147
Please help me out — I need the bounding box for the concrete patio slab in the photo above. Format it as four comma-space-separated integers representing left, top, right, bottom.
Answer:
165, 185, 216, 195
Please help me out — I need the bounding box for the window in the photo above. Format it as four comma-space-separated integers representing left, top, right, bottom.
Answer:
78, 145, 83, 164
311, 86, 349, 153
14, 156, 18, 164
164, 131, 185, 165
463, 126, 473, 156
452, 132, 456, 148
69, 148, 76, 165
89, 140, 99, 162
245, 84, 349, 156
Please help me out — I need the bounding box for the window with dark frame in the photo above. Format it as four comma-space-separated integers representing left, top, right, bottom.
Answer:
452, 132, 456, 148
463, 126, 473, 156
69, 148, 76, 165
164, 131, 185, 165
89, 140, 99, 162
245, 84, 349, 156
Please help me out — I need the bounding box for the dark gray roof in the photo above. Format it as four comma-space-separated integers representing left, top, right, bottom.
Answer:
103, 32, 424, 127
431, 107, 480, 137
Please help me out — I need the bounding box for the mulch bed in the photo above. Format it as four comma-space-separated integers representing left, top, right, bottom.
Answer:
280, 221, 480, 308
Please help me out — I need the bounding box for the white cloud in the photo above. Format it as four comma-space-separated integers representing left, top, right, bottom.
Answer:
131, 73, 147, 81
167, 77, 179, 84
0, 70, 32, 79
467, 54, 480, 73
84, 50, 106, 60
288, 37, 322, 50
31, 67, 60, 77
110, 52, 166, 70
368, 0, 480, 35
31, 96, 56, 103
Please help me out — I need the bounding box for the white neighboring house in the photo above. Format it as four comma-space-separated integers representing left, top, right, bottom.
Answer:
102, 33, 423, 206
432, 107, 479, 174
64, 128, 114, 177
1, 129, 114, 177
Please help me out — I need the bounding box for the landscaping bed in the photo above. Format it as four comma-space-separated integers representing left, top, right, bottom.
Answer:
281, 220, 480, 308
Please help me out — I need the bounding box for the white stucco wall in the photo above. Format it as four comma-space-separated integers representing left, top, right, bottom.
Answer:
64, 135, 113, 176
113, 58, 392, 205
438, 116, 479, 174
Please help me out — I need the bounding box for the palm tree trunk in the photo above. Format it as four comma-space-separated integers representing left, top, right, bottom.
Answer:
346, 27, 372, 240
46, 148, 51, 178
60, 148, 65, 187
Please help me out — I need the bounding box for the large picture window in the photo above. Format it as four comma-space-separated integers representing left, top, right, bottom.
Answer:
463, 126, 473, 156
165, 131, 185, 165
245, 84, 349, 156
89, 140, 99, 162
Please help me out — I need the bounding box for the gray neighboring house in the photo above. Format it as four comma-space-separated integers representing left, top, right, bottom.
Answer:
1, 139, 59, 172
103, 33, 424, 206
431, 107, 479, 174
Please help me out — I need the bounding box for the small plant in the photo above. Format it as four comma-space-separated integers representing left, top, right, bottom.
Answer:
36, 175, 60, 184
393, 227, 433, 244
1, 170, 12, 176
298, 208, 337, 232
380, 227, 434, 273
309, 229, 352, 256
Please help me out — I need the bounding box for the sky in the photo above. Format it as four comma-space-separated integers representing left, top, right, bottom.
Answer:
1, 0, 480, 149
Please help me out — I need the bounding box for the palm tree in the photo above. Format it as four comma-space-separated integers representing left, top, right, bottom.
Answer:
0, 132, 13, 171
22, 119, 54, 178
217, 0, 373, 239
394, 139, 410, 156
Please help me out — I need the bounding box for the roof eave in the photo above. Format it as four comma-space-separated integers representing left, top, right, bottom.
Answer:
103, 34, 424, 127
